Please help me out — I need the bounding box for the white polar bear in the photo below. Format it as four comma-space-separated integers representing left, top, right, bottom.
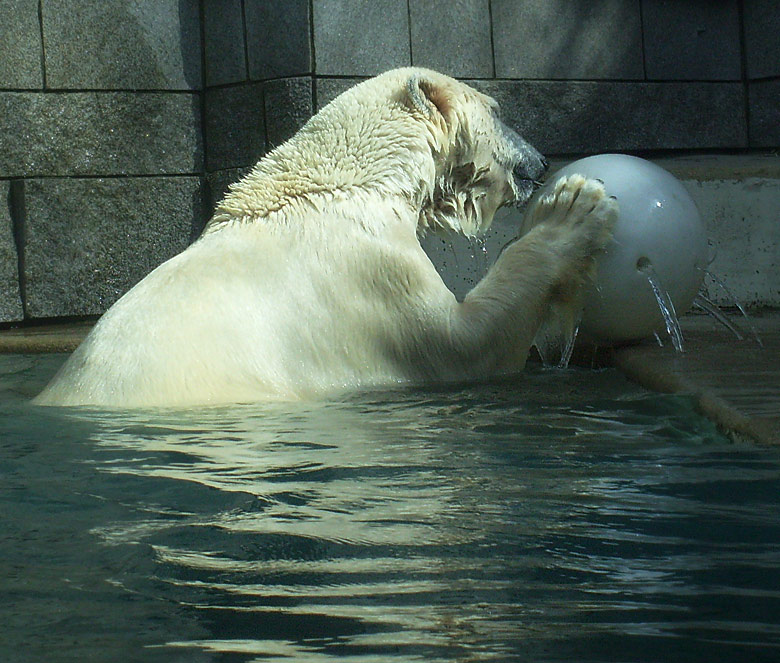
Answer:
35, 68, 616, 408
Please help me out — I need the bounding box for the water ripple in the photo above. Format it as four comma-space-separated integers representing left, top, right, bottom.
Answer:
2, 358, 779, 661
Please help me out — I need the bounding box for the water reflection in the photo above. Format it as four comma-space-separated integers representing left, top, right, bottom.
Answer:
3, 357, 780, 662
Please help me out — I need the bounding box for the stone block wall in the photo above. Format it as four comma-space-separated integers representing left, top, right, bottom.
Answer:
0, 0, 206, 323
1, 0, 778, 325
202, 0, 314, 206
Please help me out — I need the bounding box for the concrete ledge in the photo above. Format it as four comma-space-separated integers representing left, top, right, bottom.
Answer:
0, 322, 92, 354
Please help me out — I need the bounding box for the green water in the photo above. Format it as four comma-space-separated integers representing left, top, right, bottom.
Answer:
2, 354, 779, 662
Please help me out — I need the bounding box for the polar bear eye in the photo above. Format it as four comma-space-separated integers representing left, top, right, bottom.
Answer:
474, 172, 494, 187
471, 165, 493, 189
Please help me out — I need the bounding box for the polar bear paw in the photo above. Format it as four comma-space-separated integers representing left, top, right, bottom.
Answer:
518, 174, 618, 311
529, 174, 617, 257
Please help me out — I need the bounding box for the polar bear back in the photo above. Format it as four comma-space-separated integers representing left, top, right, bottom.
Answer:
36, 203, 455, 407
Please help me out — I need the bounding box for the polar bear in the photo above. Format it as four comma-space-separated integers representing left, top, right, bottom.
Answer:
35, 68, 616, 408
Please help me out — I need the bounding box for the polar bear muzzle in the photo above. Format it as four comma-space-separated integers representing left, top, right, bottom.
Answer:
502, 120, 548, 204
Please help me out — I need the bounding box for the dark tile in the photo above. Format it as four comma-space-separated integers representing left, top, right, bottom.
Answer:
472, 80, 747, 155
203, 0, 247, 86
0, 92, 202, 177
409, 0, 492, 78
23, 177, 204, 318
263, 77, 313, 149
0, 0, 43, 89
642, 0, 741, 81
492, 0, 643, 80
0, 181, 23, 322
743, 0, 780, 79
245, 0, 312, 80
41, 0, 201, 90
315, 77, 364, 110
312, 0, 410, 76
205, 83, 266, 171
749, 79, 780, 148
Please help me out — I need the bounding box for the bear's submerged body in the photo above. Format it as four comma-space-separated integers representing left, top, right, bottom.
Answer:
35, 68, 616, 408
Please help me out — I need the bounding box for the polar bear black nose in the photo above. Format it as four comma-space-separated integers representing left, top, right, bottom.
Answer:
513, 152, 547, 187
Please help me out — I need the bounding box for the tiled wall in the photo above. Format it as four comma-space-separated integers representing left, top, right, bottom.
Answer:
0, 0, 205, 322
1, 0, 778, 324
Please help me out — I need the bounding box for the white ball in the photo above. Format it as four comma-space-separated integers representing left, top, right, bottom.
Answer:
549, 154, 708, 344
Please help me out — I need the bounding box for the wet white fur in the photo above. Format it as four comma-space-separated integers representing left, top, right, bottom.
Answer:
36, 68, 615, 407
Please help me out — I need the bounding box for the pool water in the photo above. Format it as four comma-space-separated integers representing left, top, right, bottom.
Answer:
2, 354, 779, 662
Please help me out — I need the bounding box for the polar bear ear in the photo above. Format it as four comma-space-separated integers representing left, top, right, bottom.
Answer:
406, 74, 453, 122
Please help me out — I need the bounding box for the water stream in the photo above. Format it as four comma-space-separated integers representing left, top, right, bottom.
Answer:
701, 269, 763, 346
693, 293, 745, 340
468, 235, 490, 280
638, 260, 686, 353
636, 264, 762, 354
439, 232, 760, 361
535, 322, 581, 370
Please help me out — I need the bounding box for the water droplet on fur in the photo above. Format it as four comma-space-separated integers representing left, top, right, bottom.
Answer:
467, 236, 489, 280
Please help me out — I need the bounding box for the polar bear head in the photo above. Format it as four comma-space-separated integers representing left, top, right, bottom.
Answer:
399, 70, 547, 237
316, 68, 547, 236
212, 68, 546, 238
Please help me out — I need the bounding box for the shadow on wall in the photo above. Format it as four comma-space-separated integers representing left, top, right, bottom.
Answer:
1, 183, 24, 321
179, 0, 203, 91
491, 0, 644, 81
1, 1, 206, 322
